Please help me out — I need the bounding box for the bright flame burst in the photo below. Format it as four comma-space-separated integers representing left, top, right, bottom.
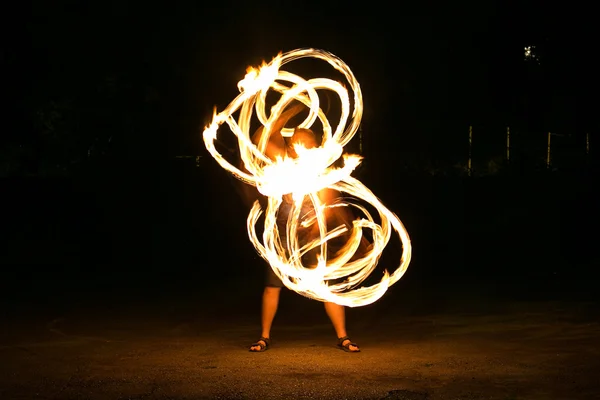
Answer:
203, 48, 411, 307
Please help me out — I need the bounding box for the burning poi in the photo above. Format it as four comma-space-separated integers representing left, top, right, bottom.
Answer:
203, 48, 411, 307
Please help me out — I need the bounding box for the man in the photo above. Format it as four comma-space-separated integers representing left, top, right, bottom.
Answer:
239, 104, 361, 353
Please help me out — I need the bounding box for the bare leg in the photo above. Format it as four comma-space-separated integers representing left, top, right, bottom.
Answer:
250, 286, 281, 351
324, 302, 359, 351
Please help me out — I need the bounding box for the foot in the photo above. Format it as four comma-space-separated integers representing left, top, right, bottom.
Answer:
337, 336, 360, 352
249, 337, 271, 352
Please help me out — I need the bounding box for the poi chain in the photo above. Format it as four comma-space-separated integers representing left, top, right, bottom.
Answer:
203, 48, 411, 307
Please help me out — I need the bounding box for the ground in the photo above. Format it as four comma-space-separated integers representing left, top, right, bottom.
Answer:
2, 283, 598, 400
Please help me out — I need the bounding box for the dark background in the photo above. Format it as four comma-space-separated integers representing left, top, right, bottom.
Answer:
1, 1, 599, 318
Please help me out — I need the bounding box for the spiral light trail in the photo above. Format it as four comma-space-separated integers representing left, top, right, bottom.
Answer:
203, 48, 411, 307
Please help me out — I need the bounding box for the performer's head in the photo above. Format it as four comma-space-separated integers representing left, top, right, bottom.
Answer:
287, 128, 318, 158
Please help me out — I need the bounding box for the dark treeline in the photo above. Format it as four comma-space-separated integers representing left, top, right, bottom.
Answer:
3, 1, 598, 176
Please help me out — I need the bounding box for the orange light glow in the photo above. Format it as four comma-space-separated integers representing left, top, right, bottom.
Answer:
203, 48, 411, 307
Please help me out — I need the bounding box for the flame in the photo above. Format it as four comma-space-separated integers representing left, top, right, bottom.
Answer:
202, 48, 412, 307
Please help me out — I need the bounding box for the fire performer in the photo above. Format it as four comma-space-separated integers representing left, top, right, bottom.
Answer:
204, 49, 412, 352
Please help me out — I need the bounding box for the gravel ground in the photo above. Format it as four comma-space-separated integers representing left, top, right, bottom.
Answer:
1, 294, 599, 400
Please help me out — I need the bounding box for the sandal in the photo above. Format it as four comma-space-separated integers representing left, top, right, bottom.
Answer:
337, 336, 360, 352
249, 337, 271, 352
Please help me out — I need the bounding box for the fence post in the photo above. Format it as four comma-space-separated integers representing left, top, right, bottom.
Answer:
586, 132, 590, 156
468, 125, 473, 176
506, 126, 510, 162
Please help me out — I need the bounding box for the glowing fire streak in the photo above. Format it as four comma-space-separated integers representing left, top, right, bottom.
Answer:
203, 48, 411, 307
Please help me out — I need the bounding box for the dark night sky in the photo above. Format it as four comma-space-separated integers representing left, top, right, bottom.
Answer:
3, 0, 599, 166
